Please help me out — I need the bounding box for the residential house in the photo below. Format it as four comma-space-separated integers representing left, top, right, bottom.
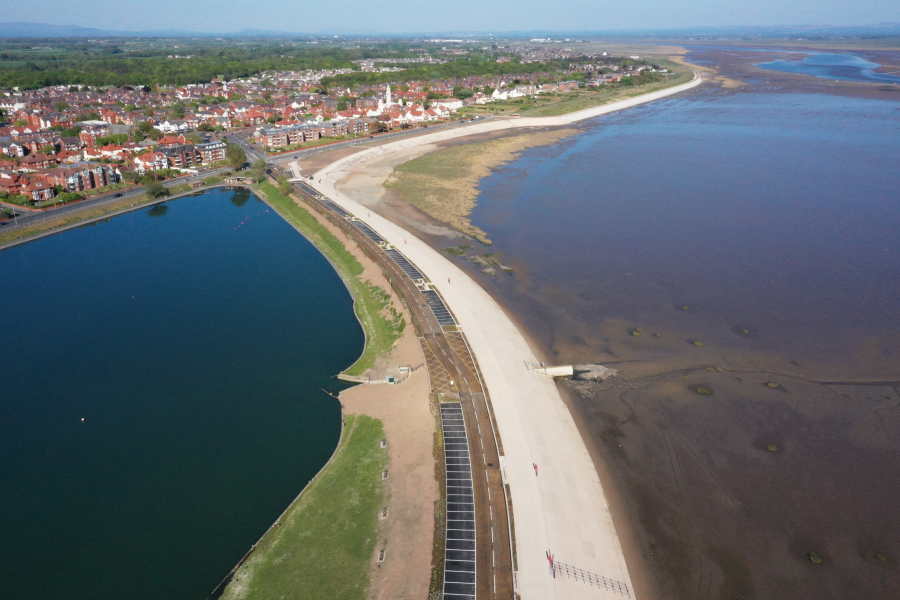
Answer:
0, 137, 26, 157
154, 119, 191, 134
318, 121, 348, 137
196, 141, 226, 164
429, 98, 463, 111
24, 177, 55, 201
79, 125, 110, 148
134, 152, 168, 173
256, 124, 320, 148
162, 145, 198, 169
59, 136, 82, 152
43, 163, 119, 192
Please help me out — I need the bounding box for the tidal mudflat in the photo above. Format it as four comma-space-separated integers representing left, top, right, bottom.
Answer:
463, 80, 900, 598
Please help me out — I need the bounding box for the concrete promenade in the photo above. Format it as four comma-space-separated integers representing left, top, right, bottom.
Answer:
310, 74, 704, 599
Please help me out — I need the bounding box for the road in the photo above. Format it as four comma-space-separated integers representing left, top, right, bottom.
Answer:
295, 78, 707, 599
1, 116, 490, 242
230, 115, 493, 170
287, 177, 514, 600
0, 167, 229, 231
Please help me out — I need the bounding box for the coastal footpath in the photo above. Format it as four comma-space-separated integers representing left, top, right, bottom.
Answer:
309, 72, 703, 599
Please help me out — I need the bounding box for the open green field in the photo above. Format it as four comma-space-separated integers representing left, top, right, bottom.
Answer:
255, 180, 404, 375
221, 414, 387, 600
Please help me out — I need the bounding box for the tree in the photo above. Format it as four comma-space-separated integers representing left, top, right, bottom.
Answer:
453, 86, 474, 99
277, 176, 292, 196
167, 102, 185, 120
95, 134, 129, 147
225, 144, 247, 170
145, 180, 170, 199
370, 121, 388, 133
138, 121, 154, 133
266, 116, 277, 124
186, 134, 201, 144
61, 126, 82, 137
250, 159, 268, 183
197, 122, 212, 132
147, 129, 163, 141
13, 120, 28, 127
55, 101, 70, 112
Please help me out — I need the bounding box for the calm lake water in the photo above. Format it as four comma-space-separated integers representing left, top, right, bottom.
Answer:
472, 90, 900, 376
0, 188, 361, 599
757, 52, 900, 84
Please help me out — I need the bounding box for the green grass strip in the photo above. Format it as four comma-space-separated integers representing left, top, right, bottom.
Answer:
222, 415, 388, 600
255, 181, 403, 375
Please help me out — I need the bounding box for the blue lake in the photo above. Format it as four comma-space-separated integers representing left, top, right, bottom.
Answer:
0, 188, 362, 599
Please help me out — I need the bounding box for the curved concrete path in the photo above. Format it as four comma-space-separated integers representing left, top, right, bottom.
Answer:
311, 74, 703, 600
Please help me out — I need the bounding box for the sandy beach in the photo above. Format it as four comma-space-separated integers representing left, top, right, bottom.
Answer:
305, 72, 703, 600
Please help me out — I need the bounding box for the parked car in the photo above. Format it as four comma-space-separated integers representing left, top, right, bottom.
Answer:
113, 193, 123, 198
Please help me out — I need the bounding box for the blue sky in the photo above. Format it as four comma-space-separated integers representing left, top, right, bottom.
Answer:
5, 0, 899, 34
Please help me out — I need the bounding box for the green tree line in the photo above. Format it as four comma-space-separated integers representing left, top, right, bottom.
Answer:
321, 57, 564, 86
0, 46, 361, 89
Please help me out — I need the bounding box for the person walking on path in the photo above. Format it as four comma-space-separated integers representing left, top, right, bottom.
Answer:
534, 463, 538, 476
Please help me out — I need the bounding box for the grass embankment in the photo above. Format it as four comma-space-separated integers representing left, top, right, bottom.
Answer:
255, 181, 403, 376
221, 415, 388, 600
0, 194, 155, 247
458, 62, 692, 118
384, 129, 577, 244
521, 68, 692, 117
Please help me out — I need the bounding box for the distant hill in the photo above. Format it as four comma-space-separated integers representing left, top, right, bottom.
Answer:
0, 22, 212, 37
0, 22, 121, 37
0, 22, 320, 38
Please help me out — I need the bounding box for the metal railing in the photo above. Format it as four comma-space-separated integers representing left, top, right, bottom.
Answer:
550, 560, 631, 597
